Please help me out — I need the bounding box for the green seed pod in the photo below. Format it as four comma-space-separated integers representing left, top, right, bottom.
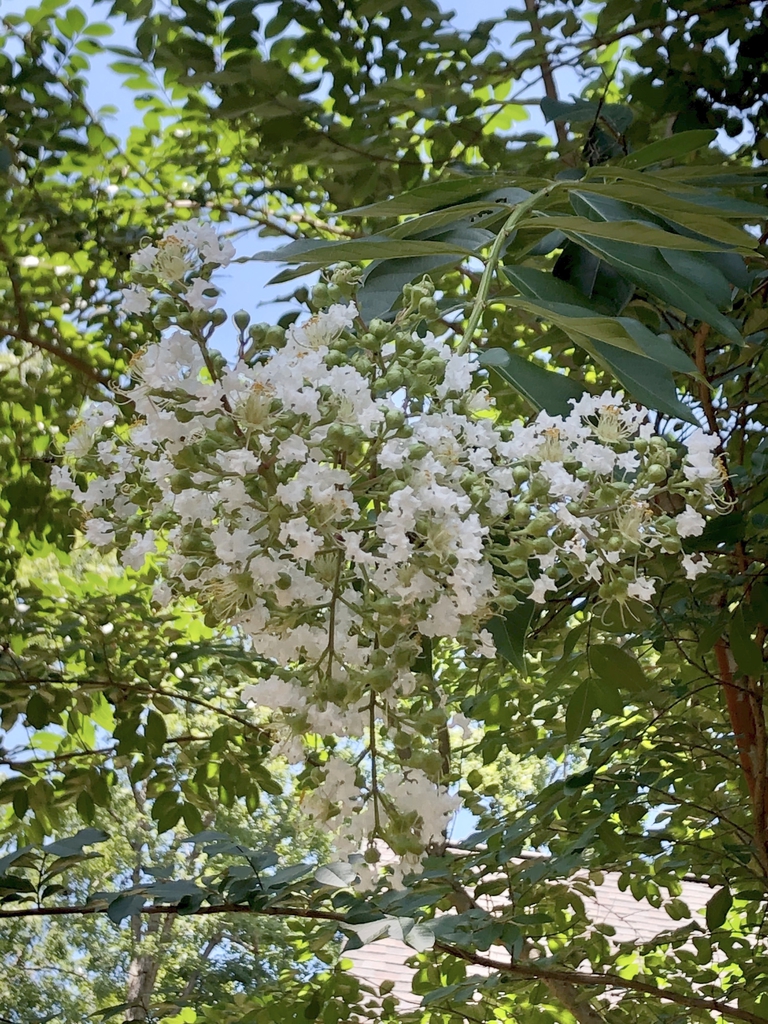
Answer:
528, 513, 554, 537
506, 558, 529, 578
660, 535, 681, 553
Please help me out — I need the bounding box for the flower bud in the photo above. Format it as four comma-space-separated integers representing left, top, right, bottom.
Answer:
646, 464, 668, 484
233, 309, 251, 331
211, 308, 227, 327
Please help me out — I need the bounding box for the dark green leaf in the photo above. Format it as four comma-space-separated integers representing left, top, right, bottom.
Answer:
249, 236, 481, 265
43, 829, 109, 857
621, 130, 717, 169
480, 348, 586, 418
565, 680, 597, 742
589, 644, 648, 692
730, 610, 764, 677
588, 341, 697, 422
484, 601, 535, 674
107, 893, 146, 925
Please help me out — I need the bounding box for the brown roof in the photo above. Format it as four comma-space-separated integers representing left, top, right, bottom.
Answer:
345, 872, 711, 1008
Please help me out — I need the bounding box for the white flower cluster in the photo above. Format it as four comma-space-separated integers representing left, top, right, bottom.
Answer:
58, 227, 722, 879
120, 219, 235, 315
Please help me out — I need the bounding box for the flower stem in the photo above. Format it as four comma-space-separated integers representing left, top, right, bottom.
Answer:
457, 183, 559, 357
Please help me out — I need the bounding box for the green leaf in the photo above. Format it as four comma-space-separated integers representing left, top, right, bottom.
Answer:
342, 178, 530, 217
43, 829, 109, 857
248, 236, 480, 265
563, 234, 741, 342
479, 348, 585, 418
144, 709, 167, 754
26, 693, 51, 729
590, 676, 624, 716
589, 644, 648, 693
358, 226, 492, 321
0, 845, 36, 876
565, 680, 597, 742
507, 264, 693, 371
107, 893, 146, 925
621, 130, 717, 169
588, 341, 697, 422
730, 610, 764, 677
705, 886, 732, 931
540, 215, 729, 251
484, 601, 535, 674
315, 861, 358, 888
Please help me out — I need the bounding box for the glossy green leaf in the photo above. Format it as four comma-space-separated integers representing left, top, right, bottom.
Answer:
480, 348, 586, 417
342, 178, 530, 217
589, 340, 697, 422
539, 215, 729, 251
621, 130, 717, 169
249, 236, 480, 265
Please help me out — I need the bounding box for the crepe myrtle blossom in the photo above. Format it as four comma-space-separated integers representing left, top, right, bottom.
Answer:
62, 228, 724, 879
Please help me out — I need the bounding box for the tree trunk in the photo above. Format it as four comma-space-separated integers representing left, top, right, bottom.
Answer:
125, 951, 159, 1021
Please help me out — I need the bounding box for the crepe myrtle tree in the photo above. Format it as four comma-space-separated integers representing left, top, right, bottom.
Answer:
2, 1, 768, 1022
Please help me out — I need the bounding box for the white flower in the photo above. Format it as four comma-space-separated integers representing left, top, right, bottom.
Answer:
682, 553, 711, 579
279, 518, 325, 560
531, 576, 557, 603
676, 506, 706, 538
152, 580, 173, 606
84, 519, 115, 547
120, 284, 151, 315
682, 429, 722, 488
50, 465, 77, 492
626, 577, 656, 602
184, 277, 218, 311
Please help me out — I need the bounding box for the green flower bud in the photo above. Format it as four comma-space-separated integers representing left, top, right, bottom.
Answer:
233, 309, 251, 331
211, 308, 227, 327
409, 442, 429, 461
152, 315, 172, 330
646, 464, 668, 484
369, 318, 390, 339
506, 558, 529, 578
156, 297, 178, 317
265, 326, 286, 347
512, 465, 530, 484
532, 536, 555, 554
312, 283, 330, 307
